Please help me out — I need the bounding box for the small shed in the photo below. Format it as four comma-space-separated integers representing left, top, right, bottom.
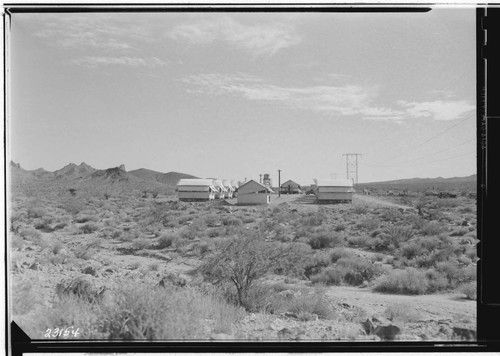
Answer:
177, 179, 217, 201
237, 179, 274, 205
280, 180, 302, 194
313, 179, 354, 203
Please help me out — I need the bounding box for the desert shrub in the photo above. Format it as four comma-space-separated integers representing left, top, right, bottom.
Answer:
304, 252, 332, 278
313, 257, 383, 286
11, 278, 39, 315
193, 241, 212, 257
353, 205, 368, 214
53, 222, 68, 230
27, 206, 46, 219
398, 241, 424, 260
80, 223, 99, 234
155, 234, 178, 249
373, 268, 429, 295
435, 199, 460, 208
11, 234, 24, 250
424, 269, 449, 292
132, 238, 152, 250
178, 215, 193, 225
29, 279, 243, 339
346, 235, 370, 248
19, 227, 42, 241
308, 231, 340, 249
50, 240, 64, 254
378, 225, 414, 249
73, 245, 94, 260
286, 288, 335, 320
222, 216, 243, 227
357, 218, 380, 231
380, 209, 403, 222
110, 230, 122, 239
33, 218, 55, 232
420, 221, 443, 236
199, 232, 311, 308
403, 214, 427, 230
330, 248, 356, 263
75, 215, 98, 223
204, 214, 221, 227
383, 303, 420, 323
334, 223, 347, 232
55, 277, 105, 304
242, 216, 256, 224
460, 282, 477, 300
299, 213, 323, 227
61, 199, 86, 215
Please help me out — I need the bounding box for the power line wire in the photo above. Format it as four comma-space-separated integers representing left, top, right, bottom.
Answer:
369, 113, 475, 166
365, 137, 475, 168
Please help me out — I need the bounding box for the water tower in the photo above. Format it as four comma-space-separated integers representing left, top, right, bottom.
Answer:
263, 173, 272, 188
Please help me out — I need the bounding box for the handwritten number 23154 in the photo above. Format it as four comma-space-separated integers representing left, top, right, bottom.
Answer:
44, 327, 80, 338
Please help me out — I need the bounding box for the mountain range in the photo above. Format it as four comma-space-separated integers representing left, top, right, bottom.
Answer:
9, 161, 198, 187
10, 160, 476, 188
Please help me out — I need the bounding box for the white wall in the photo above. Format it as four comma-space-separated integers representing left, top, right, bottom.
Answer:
178, 191, 214, 201
237, 193, 270, 205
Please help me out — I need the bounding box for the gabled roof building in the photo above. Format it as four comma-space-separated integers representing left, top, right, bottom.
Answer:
313, 179, 354, 203
177, 179, 217, 201
237, 179, 274, 205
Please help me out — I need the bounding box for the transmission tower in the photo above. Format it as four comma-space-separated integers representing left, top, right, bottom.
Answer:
342, 153, 362, 185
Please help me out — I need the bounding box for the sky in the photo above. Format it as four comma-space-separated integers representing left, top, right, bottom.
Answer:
8, 8, 476, 185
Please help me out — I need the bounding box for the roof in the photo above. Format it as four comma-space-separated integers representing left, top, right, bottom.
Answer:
281, 179, 300, 187
177, 179, 216, 187
238, 179, 274, 193
314, 179, 353, 187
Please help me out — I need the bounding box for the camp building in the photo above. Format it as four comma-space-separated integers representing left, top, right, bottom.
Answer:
177, 179, 217, 201
280, 180, 302, 194
237, 179, 274, 205
313, 179, 354, 203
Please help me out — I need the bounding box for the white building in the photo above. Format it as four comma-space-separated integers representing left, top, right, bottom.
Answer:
280, 179, 302, 194
237, 179, 274, 205
222, 179, 236, 198
177, 179, 217, 201
213, 179, 228, 199
313, 179, 354, 203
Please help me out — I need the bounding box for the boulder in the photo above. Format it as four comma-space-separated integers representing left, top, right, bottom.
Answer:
82, 266, 97, 276
362, 317, 401, 341
452, 327, 476, 340
158, 272, 187, 288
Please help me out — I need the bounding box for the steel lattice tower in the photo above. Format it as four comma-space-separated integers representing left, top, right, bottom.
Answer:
342, 153, 362, 185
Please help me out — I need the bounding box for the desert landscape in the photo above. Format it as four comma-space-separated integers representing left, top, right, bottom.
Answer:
8, 161, 477, 341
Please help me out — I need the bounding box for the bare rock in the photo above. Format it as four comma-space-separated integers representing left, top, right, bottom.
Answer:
452, 327, 476, 340
158, 272, 187, 288
277, 328, 294, 340
362, 317, 401, 341
374, 324, 401, 341
82, 266, 97, 276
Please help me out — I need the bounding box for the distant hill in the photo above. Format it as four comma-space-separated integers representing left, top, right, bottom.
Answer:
358, 174, 477, 193
362, 174, 477, 186
90, 164, 129, 182
53, 162, 97, 180
129, 168, 198, 186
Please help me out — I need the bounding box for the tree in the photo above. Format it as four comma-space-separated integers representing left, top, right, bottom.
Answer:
199, 230, 311, 308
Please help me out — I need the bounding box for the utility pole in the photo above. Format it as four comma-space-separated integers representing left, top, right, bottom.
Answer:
277, 169, 281, 197
342, 153, 362, 185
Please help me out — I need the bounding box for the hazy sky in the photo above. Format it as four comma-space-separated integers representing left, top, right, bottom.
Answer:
8, 8, 476, 184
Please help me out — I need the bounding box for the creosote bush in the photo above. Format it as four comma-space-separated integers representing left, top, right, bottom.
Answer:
21, 279, 244, 339
373, 268, 429, 295
200, 230, 311, 308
